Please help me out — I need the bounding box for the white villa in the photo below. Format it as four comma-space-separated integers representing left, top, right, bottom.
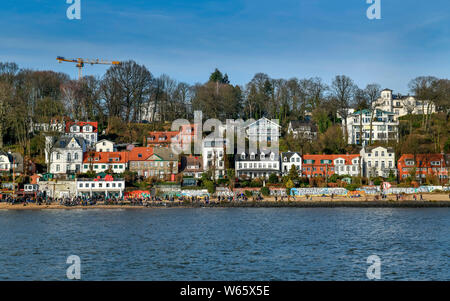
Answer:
46, 136, 86, 174
235, 150, 280, 179
281, 152, 302, 175
360, 146, 397, 178
373, 88, 436, 120
96, 139, 115, 152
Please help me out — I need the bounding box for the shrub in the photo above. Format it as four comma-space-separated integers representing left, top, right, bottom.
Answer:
260, 186, 270, 196
244, 190, 253, 197
345, 184, 360, 191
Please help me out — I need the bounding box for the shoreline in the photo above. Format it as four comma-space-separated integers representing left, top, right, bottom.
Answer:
1, 200, 450, 210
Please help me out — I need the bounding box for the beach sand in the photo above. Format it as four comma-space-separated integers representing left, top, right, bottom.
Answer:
1, 193, 450, 209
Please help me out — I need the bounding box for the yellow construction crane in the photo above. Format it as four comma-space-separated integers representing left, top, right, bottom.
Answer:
56, 56, 121, 80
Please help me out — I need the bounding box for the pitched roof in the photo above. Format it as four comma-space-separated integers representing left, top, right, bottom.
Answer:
398, 154, 445, 166
83, 152, 129, 164
302, 154, 360, 165
65, 121, 98, 133
147, 131, 180, 143
289, 121, 318, 131
54, 136, 85, 149
128, 147, 154, 161
281, 152, 301, 160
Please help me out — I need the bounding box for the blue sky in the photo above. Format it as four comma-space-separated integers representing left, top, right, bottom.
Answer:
1, 0, 449, 93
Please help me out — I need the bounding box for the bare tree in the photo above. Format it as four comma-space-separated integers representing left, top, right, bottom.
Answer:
365, 84, 381, 145
331, 75, 357, 144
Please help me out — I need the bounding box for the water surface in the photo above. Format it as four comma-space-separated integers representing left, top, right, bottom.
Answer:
0, 208, 448, 280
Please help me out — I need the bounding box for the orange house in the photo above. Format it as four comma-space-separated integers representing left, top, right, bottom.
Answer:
397, 154, 448, 183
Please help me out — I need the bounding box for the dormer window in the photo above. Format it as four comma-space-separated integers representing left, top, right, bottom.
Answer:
270, 153, 275, 160
83, 125, 92, 132
250, 153, 255, 160
138, 154, 142, 158
71, 125, 80, 132
260, 153, 265, 160
241, 153, 245, 160
284, 157, 287, 162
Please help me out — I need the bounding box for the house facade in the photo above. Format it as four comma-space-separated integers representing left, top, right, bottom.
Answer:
82, 151, 128, 174
76, 177, 125, 198
46, 136, 86, 174
235, 151, 280, 179
301, 154, 360, 178
373, 89, 436, 119
181, 155, 203, 179
245, 117, 281, 142
360, 146, 397, 178
65, 121, 98, 147
281, 152, 302, 175
333, 154, 361, 177
344, 109, 399, 146
287, 121, 318, 141
202, 136, 227, 179
129, 147, 178, 178
96, 139, 115, 152
398, 153, 448, 183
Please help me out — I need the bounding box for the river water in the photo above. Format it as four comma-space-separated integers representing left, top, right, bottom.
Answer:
0, 208, 448, 280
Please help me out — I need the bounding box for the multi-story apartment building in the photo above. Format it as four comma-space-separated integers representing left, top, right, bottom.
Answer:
81, 151, 128, 174
281, 152, 302, 175
360, 146, 397, 178
344, 109, 399, 146
397, 153, 448, 183
65, 121, 98, 147
235, 151, 280, 179
373, 88, 436, 119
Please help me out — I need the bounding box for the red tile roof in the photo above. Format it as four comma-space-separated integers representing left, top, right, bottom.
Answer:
66, 121, 98, 133
128, 147, 154, 161
147, 131, 180, 144
83, 151, 129, 164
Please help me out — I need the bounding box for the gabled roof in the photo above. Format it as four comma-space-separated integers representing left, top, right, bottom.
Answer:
54, 136, 85, 149
281, 152, 301, 160
246, 117, 281, 129
363, 146, 395, 153
65, 121, 98, 133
